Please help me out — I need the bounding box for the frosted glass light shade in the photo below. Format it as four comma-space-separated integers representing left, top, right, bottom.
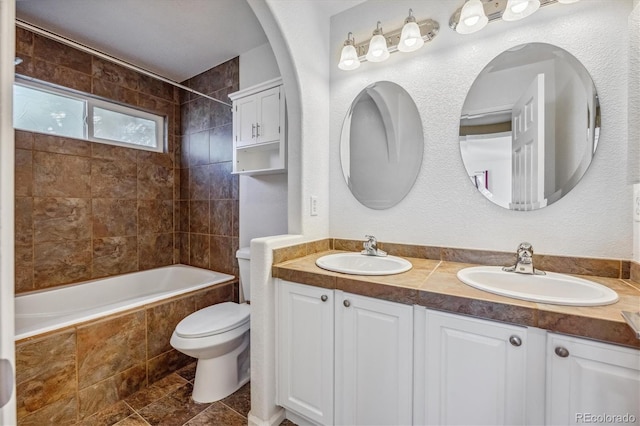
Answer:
502, 0, 540, 21
398, 21, 424, 52
366, 34, 390, 62
557, 0, 580, 3
456, 0, 488, 34
338, 44, 361, 70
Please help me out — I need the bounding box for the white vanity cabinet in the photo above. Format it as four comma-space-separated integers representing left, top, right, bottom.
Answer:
276, 280, 334, 425
229, 77, 285, 174
334, 290, 413, 426
546, 333, 640, 425
276, 280, 413, 426
414, 308, 544, 426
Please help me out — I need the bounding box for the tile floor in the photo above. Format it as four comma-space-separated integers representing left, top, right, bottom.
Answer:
76, 363, 296, 426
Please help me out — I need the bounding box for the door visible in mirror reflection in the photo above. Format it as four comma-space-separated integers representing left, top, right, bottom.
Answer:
459, 43, 600, 211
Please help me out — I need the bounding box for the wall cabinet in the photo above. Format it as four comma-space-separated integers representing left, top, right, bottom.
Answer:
229, 77, 285, 174
546, 333, 640, 425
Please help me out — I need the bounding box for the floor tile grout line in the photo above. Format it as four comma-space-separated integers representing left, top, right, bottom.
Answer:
218, 400, 249, 420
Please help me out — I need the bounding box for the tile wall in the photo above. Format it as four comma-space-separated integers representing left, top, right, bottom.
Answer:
178, 59, 240, 277
14, 28, 180, 293
14, 28, 241, 292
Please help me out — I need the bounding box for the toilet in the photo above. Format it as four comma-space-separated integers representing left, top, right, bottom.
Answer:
170, 247, 252, 403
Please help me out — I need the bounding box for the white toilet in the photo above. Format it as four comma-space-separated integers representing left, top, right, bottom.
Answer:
170, 247, 252, 403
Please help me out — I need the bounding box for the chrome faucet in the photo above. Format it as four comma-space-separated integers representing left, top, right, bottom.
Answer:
362, 235, 387, 257
502, 242, 545, 275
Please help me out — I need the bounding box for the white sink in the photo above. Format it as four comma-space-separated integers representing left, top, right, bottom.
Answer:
457, 266, 619, 306
316, 253, 412, 276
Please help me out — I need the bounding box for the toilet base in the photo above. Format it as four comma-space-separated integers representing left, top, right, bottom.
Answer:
192, 331, 251, 403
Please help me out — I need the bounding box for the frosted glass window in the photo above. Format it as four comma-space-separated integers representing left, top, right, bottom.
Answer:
13, 78, 165, 153
13, 84, 86, 139
92, 107, 158, 148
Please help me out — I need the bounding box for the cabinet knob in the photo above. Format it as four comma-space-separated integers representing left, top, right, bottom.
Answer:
321, 295, 328, 302
509, 335, 522, 347
555, 346, 570, 358
343, 300, 351, 308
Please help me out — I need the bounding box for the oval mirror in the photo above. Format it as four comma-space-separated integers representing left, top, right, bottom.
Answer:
340, 81, 424, 209
459, 43, 600, 211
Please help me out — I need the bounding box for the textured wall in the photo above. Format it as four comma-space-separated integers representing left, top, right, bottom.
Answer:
14, 28, 180, 293
178, 58, 240, 277
329, 0, 633, 259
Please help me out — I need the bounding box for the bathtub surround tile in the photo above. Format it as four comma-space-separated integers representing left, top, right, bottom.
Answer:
93, 199, 138, 239
33, 151, 91, 198
93, 236, 138, 278
15, 331, 76, 419
91, 157, 137, 199
77, 311, 146, 389
92, 143, 138, 163
210, 199, 232, 236
188, 130, 210, 167
179, 233, 190, 264
195, 282, 236, 310
138, 200, 174, 235
189, 165, 210, 200
33, 33, 92, 74
78, 363, 147, 420
92, 57, 139, 91
138, 233, 174, 270
93, 79, 139, 106
209, 162, 235, 200
33, 197, 92, 242
188, 234, 210, 269
18, 394, 78, 426
189, 200, 209, 234
209, 124, 233, 164
137, 163, 173, 200
33, 239, 92, 288
147, 297, 195, 358
15, 149, 32, 197
209, 235, 237, 275
15, 129, 34, 150
75, 400, 134, 426
14, 197, 33, 246
33, 133, 92, 157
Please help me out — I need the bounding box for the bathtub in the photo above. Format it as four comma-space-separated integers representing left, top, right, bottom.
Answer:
15, 264, 235, 341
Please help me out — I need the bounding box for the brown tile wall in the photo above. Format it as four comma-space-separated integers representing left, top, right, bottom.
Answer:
178, 59, 240, 277
14, 28, 181, 293
15, 281, 236, 424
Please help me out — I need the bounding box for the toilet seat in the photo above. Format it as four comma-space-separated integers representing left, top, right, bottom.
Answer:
175, 302, 250, 338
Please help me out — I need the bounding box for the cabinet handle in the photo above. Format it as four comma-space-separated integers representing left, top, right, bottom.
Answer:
343, 300, 351, 308
256, 123, 261, 137
555, 346, 570, 358
321, 295, 328, 302
509, 335, 522, 347
251, 124, 256, 138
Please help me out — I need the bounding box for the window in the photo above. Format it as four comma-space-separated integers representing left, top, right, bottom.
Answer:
13, 78, 165, 152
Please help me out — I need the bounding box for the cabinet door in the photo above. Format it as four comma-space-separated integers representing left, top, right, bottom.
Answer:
256, 86, 281, 144
423, 310, 527, 425
234, 95, 257, 147
546, 333, 640, 425
277, 280, 334, 425
335, 292, 413, 426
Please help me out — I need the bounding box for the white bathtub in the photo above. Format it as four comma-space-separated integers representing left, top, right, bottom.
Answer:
15, 264, 235, 340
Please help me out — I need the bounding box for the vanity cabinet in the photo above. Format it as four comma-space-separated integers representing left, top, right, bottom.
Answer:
276, 280, 413, 426
414, 308, 540, 425
276, 280, 334, 425
334, 290, 413, 426
228, 77, 285, 174
546, 333, 640, 425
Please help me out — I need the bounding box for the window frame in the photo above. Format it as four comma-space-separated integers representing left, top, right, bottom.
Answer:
14, 76, 166, 153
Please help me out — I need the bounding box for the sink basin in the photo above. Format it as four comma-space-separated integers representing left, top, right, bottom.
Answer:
457, 266, 618, 306
315, 253, 412, 276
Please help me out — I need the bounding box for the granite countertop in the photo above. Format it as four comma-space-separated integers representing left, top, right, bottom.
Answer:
272, 250, 640, 349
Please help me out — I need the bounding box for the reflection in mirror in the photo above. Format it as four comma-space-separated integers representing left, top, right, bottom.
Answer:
460, 43, 600, 211
341, 81, 424, 209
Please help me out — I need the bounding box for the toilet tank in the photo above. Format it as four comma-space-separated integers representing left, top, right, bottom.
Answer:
236, 247, 251, 302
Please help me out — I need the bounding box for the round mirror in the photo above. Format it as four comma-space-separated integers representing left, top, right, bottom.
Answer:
340, 81, 424, 209
459, 43, 600, 211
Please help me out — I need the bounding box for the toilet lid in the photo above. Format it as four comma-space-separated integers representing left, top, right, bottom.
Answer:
175, 302, 250, 338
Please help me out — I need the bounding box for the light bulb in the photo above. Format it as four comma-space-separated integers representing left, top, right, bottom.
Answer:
456, 0, 488, 34
502, 0, 540, 21
398, 10, 424, 53
338, 33, 360, 71
366, 23, 390, 62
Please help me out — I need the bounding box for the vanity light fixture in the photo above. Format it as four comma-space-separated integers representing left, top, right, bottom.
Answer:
450, 0, 580, 34
338, 11, 439, 71
366, 22, 390, 63
338, 32, 361, 71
